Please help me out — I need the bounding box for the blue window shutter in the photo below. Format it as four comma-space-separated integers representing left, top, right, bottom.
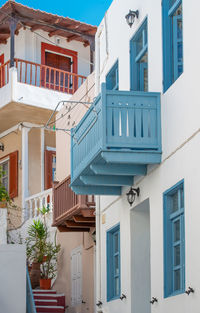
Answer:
173, 15, 183, 81
107, 224, 121, 301
106, 61, 119, 90
130, 18, 148, 91
162, 0, 183, 92
139, 62, 147, 91
163, 180, 185, 298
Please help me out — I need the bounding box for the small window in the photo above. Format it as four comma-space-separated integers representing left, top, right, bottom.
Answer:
107, 224, 121, 301
106, 61, 119, 90
130, 19, 148, 91
163, 180, 185, 298
162, 0, 183, 92
0, 159, 9, 193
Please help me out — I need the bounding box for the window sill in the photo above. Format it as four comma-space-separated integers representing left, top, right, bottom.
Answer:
164, 289, 185, 299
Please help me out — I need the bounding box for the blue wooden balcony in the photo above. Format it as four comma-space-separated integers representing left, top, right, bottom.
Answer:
70, 84, 162, 195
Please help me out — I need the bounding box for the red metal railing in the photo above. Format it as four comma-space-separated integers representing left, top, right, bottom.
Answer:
0, 59, 86, 94
53, 175, 95, 226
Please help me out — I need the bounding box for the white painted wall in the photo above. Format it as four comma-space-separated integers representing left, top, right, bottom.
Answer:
0, 244, 26, 313
96, 1, 200, 313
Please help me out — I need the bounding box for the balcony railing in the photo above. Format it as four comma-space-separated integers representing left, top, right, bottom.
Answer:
0, 60, 10, 88
0, 59, 86, 94
24, 188, 53, 221
53, 175, 95, 226
70, 84, 162, 195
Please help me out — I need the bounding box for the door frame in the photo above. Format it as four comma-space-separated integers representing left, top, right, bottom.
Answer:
41, 42, 77, 74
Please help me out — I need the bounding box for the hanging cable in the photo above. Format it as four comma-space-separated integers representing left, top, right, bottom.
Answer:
0, 9, 95, 66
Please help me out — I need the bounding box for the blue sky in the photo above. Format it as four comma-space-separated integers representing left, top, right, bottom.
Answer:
7, 0, 113, 26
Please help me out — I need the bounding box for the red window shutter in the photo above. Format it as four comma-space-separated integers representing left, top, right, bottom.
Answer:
45, 150, 55, 190
9, 151, 18, 199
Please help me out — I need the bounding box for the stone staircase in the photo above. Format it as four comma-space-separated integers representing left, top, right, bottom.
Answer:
33, 290, 65, 313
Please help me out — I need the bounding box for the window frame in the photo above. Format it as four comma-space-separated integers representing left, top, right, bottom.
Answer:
107, 223, 121, 302
130, 18, 148, 92
162, 0, 183, 92
0, 157, 9, 194
163, 179, 185, 298
106, 60, 119, 91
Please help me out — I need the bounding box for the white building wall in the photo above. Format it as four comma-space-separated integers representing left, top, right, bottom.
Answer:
0, 245, 26, 313
96, 0, 200, 313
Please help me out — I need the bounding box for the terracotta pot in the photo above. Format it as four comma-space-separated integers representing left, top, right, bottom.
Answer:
42, 256, 47, 263
30, 262, 41, 289
40, 278, 51, 290
0, 201, 7, 208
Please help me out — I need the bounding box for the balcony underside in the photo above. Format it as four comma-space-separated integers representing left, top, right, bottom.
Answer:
71, 149, 161, 195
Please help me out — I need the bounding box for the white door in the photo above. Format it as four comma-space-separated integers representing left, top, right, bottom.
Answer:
71, 246, 82, 306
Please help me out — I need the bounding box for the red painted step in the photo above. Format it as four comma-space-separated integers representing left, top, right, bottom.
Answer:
33, 290, 57, 295
34, 293, 65, 307
36, 306, 64, 313
35, 299, 57, 306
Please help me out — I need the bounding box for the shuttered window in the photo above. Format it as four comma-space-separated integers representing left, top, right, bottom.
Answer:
0, 151, 18, 199
71, 247, 82, 306
163, 180, 185, 297
45, 150, 56, 190
162, 0, 183, 92
107, 224, 121, 301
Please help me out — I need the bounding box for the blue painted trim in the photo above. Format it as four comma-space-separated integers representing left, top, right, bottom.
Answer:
90, 164, 147, 176
26, 267, 37, 313
106, 60, 119, 91
162, 0, 183, 92
130, 18, 148, 91
163, 179, 185, 298
107, 223, 121, 302
80, 175, 133, 186
71, 185, 122, 195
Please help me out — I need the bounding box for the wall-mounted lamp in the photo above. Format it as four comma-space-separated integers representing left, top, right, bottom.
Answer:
125, 10, 139, 28
0, 143, 4, 152
126, 187, 140, 206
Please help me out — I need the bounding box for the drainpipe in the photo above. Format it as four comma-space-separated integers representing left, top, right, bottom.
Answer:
96, 195, 102, 312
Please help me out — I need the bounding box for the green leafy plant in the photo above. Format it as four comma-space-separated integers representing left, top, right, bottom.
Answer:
26, 216, 60, 280
40, 242, 61, 279
26, 219, 48, 263
0, 166, 10, 203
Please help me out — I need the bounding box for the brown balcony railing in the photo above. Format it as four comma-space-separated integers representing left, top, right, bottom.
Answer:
0, 59, 86, 94
53, 175, 95, 226
0, 60, 10, 88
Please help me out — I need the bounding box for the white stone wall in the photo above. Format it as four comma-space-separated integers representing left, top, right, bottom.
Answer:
96, 1, 200, 313
0, 208, 7, 244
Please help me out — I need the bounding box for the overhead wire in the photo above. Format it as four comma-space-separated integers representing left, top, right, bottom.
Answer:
0, 9, 95, 66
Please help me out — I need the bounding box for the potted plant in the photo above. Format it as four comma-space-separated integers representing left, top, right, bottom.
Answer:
26, 219, 48, 288
0, 166, 10, 208
40, 241, 61, 290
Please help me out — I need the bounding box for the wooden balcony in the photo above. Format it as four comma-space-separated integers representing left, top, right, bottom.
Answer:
53, 175, 95, 232
0, 59, 86, 94
70, 84, 162, 195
